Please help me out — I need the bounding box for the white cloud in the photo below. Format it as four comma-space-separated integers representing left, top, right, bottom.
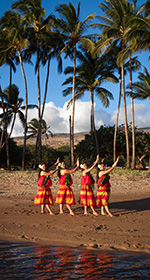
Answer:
115, 103, 150, 128
94, 109, 113, 128
43, 102, 68, 133
5, 101, 150, 137
43, 100, 92, 133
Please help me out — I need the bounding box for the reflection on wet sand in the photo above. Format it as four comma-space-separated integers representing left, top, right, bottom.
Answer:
0, 243, 150, 279
33, 246, 112, 279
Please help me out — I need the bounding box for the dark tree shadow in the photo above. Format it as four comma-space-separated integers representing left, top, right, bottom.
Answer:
73, 198, 150, 215
109, 198, 150, 215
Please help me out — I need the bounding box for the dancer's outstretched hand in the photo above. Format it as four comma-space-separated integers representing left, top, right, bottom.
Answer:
56, 158, 60, 164
96, 155, 99, 163
112, 156, 120, 167
76, 158, 80, 167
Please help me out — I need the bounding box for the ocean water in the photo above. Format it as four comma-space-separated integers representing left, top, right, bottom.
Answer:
0, 242, 150, 279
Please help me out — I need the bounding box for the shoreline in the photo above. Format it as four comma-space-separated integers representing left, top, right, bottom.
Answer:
0, 170, 150, 254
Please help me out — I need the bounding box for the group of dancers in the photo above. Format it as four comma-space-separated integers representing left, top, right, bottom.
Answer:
34, 156, 120, 217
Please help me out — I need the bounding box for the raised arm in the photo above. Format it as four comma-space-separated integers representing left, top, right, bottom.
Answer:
41, 165, 58, 176
61, 158, 80, 175
84, 155, 99, 174
68, 162, 77, 170
47, 158, 60, 171
99, 156, 120, 176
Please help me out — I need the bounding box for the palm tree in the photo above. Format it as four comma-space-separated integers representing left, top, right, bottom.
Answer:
0, 86, 10, 169
129, 66, 150, 170
39, 17, 63, 120
0, 85, 25, 141
27, 118, 39, 138
116, 0, 143, 169
0, 28, 17, 168
63, 46, 118, 156
27, 118, 53, 168
12, 0, 61, 165
130, 67, 150, 100
0, 30, 17, 78
30, 30, 63, 167
0, 84, 37, 141
56, 2, 95, 164
0, 52, 14, 167
94, 0, 135, 168
126, 0, 150, 53
0, 10, 29, 170
128, 55, 141, 168
118, 48, 141, 168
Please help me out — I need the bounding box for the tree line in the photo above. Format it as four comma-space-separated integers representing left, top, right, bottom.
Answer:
0, 0, 150, 170
0, 124, 150, 169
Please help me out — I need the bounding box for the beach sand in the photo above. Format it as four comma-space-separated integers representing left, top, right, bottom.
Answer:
0, 170, 150, 253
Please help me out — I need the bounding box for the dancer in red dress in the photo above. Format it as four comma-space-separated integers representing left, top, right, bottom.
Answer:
34, 158, 59, 214
97, 157, 119, 217
55, 159, 79, 215
79, 155, 99, 216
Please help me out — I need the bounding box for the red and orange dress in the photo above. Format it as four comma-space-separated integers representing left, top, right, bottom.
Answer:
34, 175, 53, 205
55, 174, 76, 205
79, 174, 96, 206
97, 174, 110, 207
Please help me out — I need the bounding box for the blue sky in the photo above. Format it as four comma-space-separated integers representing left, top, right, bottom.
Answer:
0, 0, 150, 136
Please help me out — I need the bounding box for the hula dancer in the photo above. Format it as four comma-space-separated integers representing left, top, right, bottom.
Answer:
79, 155, 99, 216
55, 159, 79, 215
97, 157, 120, 217
34, 159, 59, 215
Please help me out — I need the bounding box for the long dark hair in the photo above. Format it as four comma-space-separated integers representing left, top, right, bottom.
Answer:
38, 162, 46, 179
96, 160, 101, 183
96, 165, 99, 183
57, 162, 63, 178
57, 166, 61, 178
96, 160, 104, 182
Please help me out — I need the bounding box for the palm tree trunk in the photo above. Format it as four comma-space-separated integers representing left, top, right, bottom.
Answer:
41, 52, 51, 119
39, 51, 51, 165
18, 50, 28, 170
0, 87, 5, 154
5, 65, 12, 170
8, 114, 16, 138
129, 56, 135, 169
90, 90, 94, 141
33, 134, 39, 169
90, 90, 99, 156
37, 47, 42, 163
94, 124, 99, 156
1, 113, 16, 149
70, 45, 76, 165
113, 74, 121, 162
0, 99, 9, 161
5, 125, 10, 170
121, 64, 130, 169
0, 126, 5, 154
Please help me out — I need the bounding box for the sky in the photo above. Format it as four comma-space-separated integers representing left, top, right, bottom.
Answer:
0, 0, 150, 137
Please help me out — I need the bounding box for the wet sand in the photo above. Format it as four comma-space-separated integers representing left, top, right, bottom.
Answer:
0, 170, 150, 253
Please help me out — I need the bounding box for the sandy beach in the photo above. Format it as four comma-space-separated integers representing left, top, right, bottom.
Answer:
0, 169, 150, 254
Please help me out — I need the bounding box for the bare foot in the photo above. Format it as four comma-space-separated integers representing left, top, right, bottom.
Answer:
49, 212, 54, 215
70, 211, 75, 216
60, 211, 64, 214
101, 213, 106, 216
84, 212, 88, 215
108, 213, 114, 217
93, 212, 99, 216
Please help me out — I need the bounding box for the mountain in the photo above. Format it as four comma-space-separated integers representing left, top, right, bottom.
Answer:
12, 132, 89, 149
12, 127, 150, 148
